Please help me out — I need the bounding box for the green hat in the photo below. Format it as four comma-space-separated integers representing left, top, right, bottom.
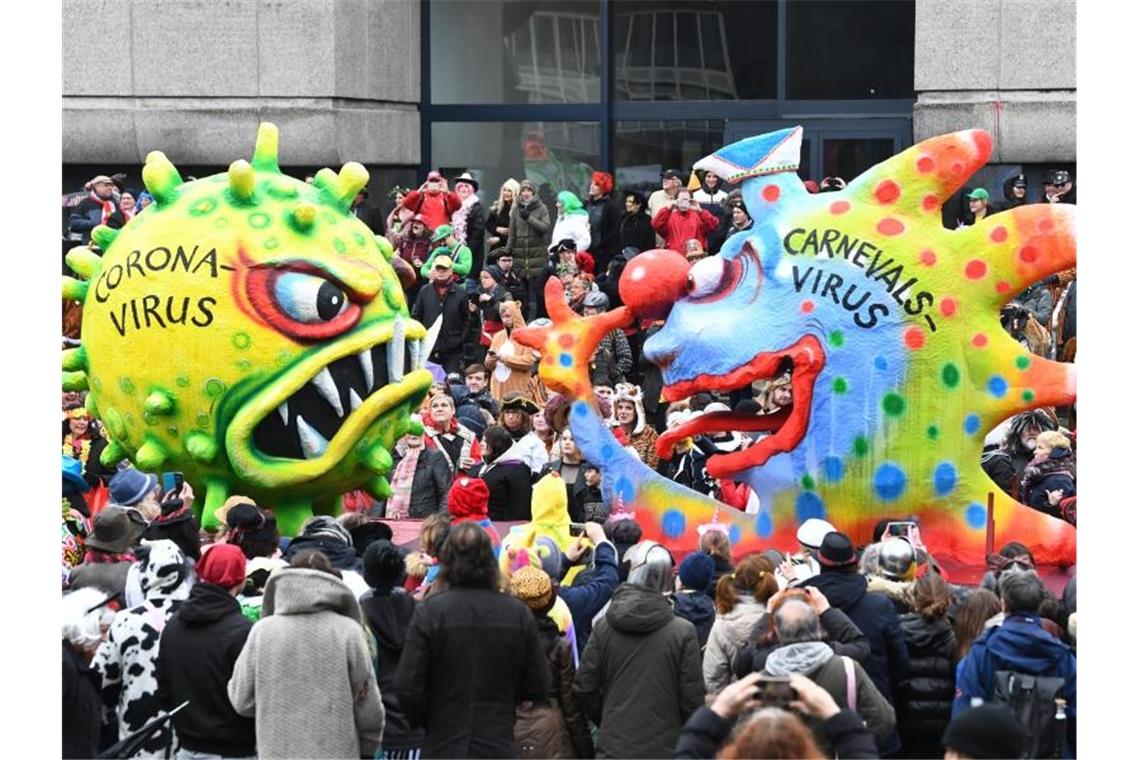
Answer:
966, 188, 990, 202
431, 224, 453, 242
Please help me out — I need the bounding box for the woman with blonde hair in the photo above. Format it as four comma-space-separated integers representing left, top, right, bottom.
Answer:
703, 554, 779, 695
485, 178, 520, 251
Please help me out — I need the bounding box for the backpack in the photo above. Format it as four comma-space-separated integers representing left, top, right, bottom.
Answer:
993, 670, 1068, 758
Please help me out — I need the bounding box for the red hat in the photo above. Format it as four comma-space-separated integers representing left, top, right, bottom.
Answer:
196, 543, 247, 588
448, 476, 490, 523
591, 171, 614, 195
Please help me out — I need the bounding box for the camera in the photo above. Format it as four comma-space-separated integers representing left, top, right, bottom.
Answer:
755, 676, 796, 709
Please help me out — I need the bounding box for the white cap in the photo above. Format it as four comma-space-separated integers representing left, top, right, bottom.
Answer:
796, 518, 836, 550
703, 402, 731, 414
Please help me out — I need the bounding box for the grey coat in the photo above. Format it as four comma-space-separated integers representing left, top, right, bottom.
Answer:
507, 197, 552, 277
228, 568, 385, 759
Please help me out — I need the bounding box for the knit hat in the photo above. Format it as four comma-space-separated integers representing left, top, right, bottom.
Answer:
591, 171, 614, 195
350, 521, 394, 558
300, 515, 353, 546
457, 407, 487, 439
817, 531, 858, 569
509, 565, 556, 615
448, 476, 491, 523
109, 468, 158, 507
941, 704, 1026, 759
362, 540, 407, 591
796, 518, 836, 550
196, 543, 247, 589
85, 506, 147, 554
678, 552, 715, 591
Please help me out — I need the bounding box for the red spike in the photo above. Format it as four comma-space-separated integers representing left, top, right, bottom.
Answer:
544, 277, 575, 324
969, 204, 1076, 306
512, 326, 549, 352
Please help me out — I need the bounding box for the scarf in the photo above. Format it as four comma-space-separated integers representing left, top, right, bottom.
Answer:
451, 192, 479, 245
91, 191, 115, 225
764, 641, 835, 677
387, 446, 421, 519
63, 434, 92, 465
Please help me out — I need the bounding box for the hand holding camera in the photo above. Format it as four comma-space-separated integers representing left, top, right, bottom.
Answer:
787, 673, 841, 720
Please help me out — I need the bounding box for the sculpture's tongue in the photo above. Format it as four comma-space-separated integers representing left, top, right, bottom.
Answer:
656, 408, 790, 460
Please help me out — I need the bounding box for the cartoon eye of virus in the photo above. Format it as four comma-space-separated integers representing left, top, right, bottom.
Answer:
517, 126, 1076, 566
62, 123, 436, 534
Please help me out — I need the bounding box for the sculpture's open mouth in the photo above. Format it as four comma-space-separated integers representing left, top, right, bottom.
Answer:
227, 317, 434, 485
655, 335, 825, 479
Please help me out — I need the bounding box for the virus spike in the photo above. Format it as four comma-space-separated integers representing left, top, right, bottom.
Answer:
543, 276, 577, 324
333, 162, 370, 211
62, 371, 88, 391
365, 475, 393, 500
143, 150, 185, 206
975, 350, 1077, 431
227, 159, 256, 203
185, 431, 218, 464
290, 202, 317, 231
62, 277, 88, 302
966, 204, 1077, 308
144, 390, 175, 415
91, 225, 118, 250
374, 234, 395, 260
846, 129, 991, 210
100, 440, 127, 467
365, 442, 394, 475
61, 347, 87, 372
65, 246, 103, 279
251, 122, 281, 173
85, 393, 99, 419
199, 478, 231, 529
312, 167, 339, 202
407, 416, 425, 437
136, 439, 167, 470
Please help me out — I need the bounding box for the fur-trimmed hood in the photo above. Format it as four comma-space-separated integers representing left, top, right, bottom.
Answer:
613, 382, 646, 434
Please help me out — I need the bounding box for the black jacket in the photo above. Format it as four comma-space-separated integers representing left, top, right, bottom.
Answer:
389, 446, 451, 518
672, 591, 716, 647
62, 642, 103, 760
731, 606, 873, 679
68, 196, 106, 243
283, 535, 362, 572
675, 704, 878, 759
462, 200, 487, 271
155, 583, 256, 757
586, 194, 622, 272
618, 210, 656, 254
352, 201, 387, 234
478, 458, 534, 522
412, 282, 470, 360
394, 584, 551, 758
361, 590, 424, 751
993, 176, 1029, 213
896, 612, 956, 760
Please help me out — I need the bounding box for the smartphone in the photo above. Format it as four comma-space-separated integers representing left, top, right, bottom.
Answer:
161, 471, 184, 496
755, 676, 796, 709
568, 523, 586, 537
885, 521, 923, 548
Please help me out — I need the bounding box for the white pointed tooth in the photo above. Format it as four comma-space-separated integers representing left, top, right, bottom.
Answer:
409, 339, 422, 370
295, 415, 329, 460
310, 367, 344, 417
348, 388, 364, 412
387, 317, 406, 382
358, 348, 374, 391
422, 315, 443, 364
277, 400, 289, 426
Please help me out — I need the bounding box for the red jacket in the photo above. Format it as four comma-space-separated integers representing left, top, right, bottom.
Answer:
401, 190, 461, 231
651, 206, 719, 253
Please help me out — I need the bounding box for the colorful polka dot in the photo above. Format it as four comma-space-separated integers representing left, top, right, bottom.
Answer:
996, 281, 1011, 294
801, 300, 815, 314
990, 226, 1008, 243
755, 510, 774, 538
853, 436, 869, 457
877, 217, 904, 236
1015, 355, 1031, 370
830, 201, 850, 215
920, 249, 937, 266
942, 363, 960, 388
763, 184, 781, 202
965, 260, 987, 279
601, 443, 615, 460
966, 502, 987, 529
615, 477, 635, 502
1038, 218, 1054, 233
558, 333, 575, 348
922, 194, 940, 211
926, 425, 940, 440
728, 524, 742, 545
963, 414, 981, 435
796, 491, 826, 521
248, 212, 271, 229
951, 162, 964, 176
882, 393, 905, 417
828, 331, 845, 348
559, 353, 573, 367
801, 474, 816, 491
333, 237, 347, 253
972, 333, 988, 348
832, 377, 848, 394
987, 375, 1008, 397
573, 401, 590, 416
1019, 245, 1039, 263
874, 463, 907, 501
916, 156, 935, 173
874, 180, 901, 204
933, 461, 958, 496
1022, 389, 1035, 402
662, 509, 686, 538
904, 327, 925, 350
823, 456, 845, 482
940, 298, 957, 317
874, 357, 888, 371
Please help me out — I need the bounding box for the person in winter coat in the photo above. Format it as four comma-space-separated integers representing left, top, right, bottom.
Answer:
477, 425, 535, 521
489, 248, 529, 311
672, 552, 717, 648
91, 540, 194, 757
703, 554, 779, 696
586, 171, 621, 273
69, 174, 118, 244
394, 214, 433, 272
450, 172, 486, 271
282, 516, 371, 597
486, 179, 520, 253
612, 383, 659, 469
692, 170, 728, 206
155, 544, 256, 759
550, 190, 592, 256
507, 180, 553, 313
558, 521, 621, 654
62, 587, 116, 760
574, 541, 705, 759
228, 553, 386, 759
420, 224, 473, 280
411, 256, 471, 374
497, 392, 553, 474
385, 427, 451, 518
401, 170, 461, 230
651, 189, 719, 254
423, 393, 483, 477
395, 522, 552, 757
509, 567, 595, 759
761, 590, 897, 752
708, 194, 753, 255
582, 291, 633, 386
981, 409, 1059, 500
359, 540, 424, 757
699, 530, 735, 594
895, 572, 956, 759
619, 190, 657, 254
675, 671, 879, 760
473, 267, 511, 352
1019, 429, 1076, 523
993, 172, 1029, 213
486, 300, 539, 402
63, 403, 115, 490
68, 505, 148, 598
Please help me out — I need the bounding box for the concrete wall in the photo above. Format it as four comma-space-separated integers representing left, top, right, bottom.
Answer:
913, 0, 1075, 163
63, 0, 422, 168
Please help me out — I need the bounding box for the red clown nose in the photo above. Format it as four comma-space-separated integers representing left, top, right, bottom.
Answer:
618, 249, 691, 320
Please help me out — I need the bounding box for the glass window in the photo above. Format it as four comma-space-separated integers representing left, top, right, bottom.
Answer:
786, 1, 915, 99
612, 1, 777, 101
821, 138, 895, 183
429, 0, 601, 104
614, 119, 725, 192
431, 121, 601, 201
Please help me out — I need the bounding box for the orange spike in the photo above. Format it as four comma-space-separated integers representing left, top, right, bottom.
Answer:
543, 277, 576, 324
847, 129, 992, 211
963, 204, 1076, 307
513, 326, 549, 352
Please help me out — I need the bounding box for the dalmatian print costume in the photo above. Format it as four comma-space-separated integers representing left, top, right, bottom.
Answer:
91, 539, 192, 757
